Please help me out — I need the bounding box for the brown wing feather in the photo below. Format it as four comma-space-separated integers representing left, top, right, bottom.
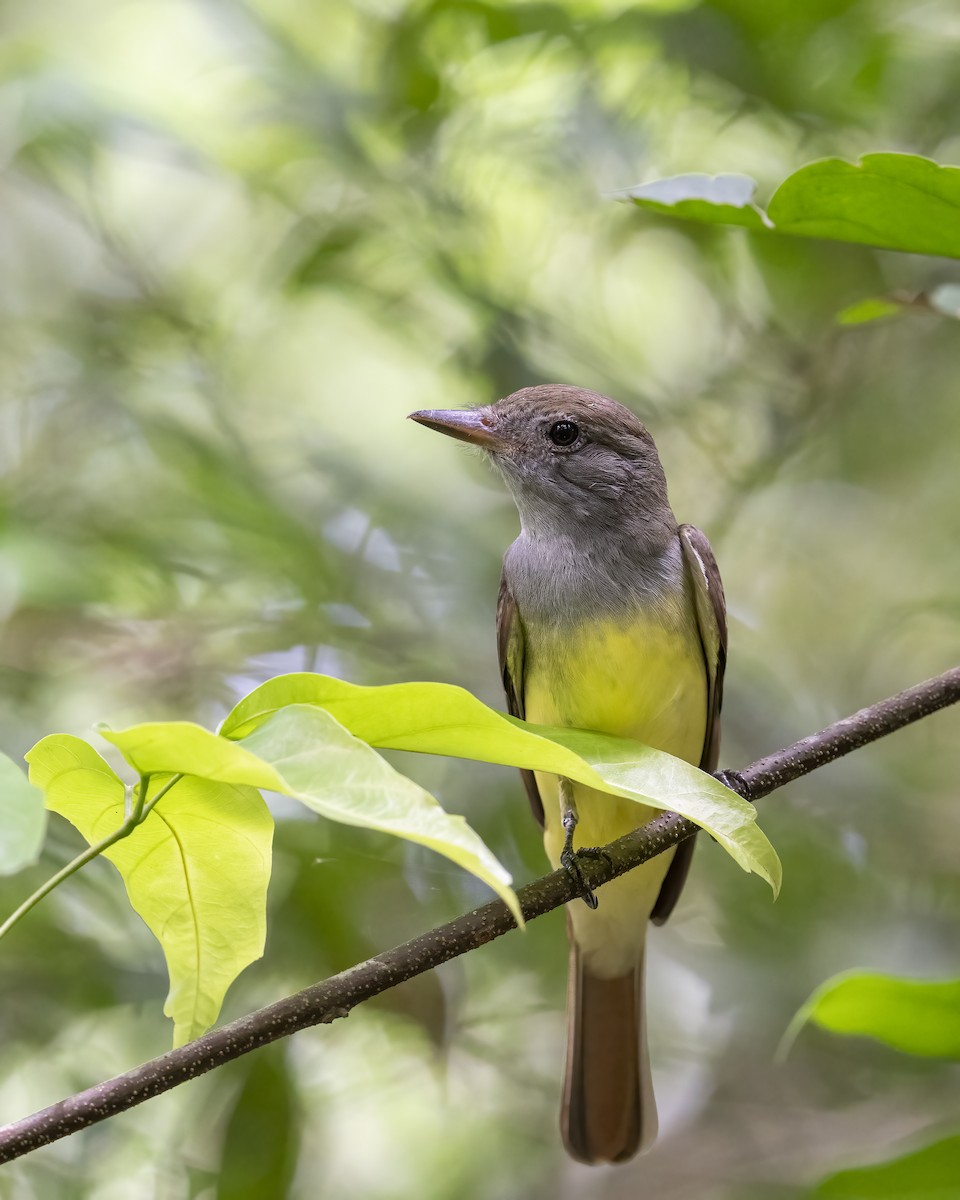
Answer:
497, 571, 545, 826
679, 523, 727, 772
650, 524, 727, 924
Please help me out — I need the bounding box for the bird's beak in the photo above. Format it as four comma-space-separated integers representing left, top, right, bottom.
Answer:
408, 408, 507, 451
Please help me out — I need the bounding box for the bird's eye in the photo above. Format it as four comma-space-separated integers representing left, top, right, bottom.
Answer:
548, 420, 580, 447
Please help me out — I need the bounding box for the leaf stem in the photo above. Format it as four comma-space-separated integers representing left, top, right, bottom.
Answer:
0, 773, 184, 943
142, 774, 184, 819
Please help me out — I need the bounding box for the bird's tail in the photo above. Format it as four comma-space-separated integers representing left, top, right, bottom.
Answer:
561, 941, 656, 1164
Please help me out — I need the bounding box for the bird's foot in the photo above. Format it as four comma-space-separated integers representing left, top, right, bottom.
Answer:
560, 811, 602, 910
573, 845, 613, 867
715, 768, 746, 796
560, 845, 599, 910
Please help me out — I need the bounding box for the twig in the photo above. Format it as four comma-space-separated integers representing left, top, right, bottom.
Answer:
0, 775, 184, 944
0, 666, 958, 1164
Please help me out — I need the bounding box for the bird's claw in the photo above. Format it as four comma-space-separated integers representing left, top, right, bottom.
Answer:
715, 768, 746, 796
559, 784, 602, 909
560, 823, 606, 910
560, 845, 599, 910
574, 845, 613, 867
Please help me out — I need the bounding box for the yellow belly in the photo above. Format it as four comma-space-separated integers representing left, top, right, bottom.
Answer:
524, 610, 706, 977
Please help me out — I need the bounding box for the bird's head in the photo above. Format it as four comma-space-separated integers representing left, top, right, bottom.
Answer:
409, 384, 673, 538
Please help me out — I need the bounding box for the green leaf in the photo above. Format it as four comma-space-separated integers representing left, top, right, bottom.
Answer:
767, 155, 960, 257
26, 735, 272, 1046
615, 173, 770, 229
220, 673, 780, 895
836, 284, 960, 326
216, 1049, 300, 1200
98, 706, 523, 926
0, 749, 46, 876
625, 153, 960, 260
813, 1133, 960, 1199
836, 297, 905, 326
790, 971, 960, 1059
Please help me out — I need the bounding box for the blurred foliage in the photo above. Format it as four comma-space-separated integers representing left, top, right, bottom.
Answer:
1, 0, 960, 1197
796, 971, 960, 1060
625, 152, 960, 259
789, 970, 960, 1195
812, 1132, 960, 1199
0, 748, 44, 875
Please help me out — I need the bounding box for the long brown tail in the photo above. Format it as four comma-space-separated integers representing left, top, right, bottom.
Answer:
561, 942, 656, 1164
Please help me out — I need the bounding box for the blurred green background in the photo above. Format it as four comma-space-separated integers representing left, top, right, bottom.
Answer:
2, 0, 960, 1196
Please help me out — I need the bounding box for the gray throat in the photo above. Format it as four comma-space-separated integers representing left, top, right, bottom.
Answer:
503, 525, 685, 628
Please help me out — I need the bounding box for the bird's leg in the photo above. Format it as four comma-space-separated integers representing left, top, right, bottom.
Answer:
559, 779, 599, 910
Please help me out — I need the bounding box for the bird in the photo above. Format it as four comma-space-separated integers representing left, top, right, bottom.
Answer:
409, 384, 726, 1164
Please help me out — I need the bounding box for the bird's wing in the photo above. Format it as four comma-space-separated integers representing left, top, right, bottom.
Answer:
497, 570, 545, 826
679, 523, 727, 772
651, 523, 728, 924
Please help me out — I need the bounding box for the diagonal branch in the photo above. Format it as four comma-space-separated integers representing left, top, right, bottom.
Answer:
1, 666, 958, 1164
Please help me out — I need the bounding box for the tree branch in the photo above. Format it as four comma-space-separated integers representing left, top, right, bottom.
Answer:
1, 666, 958, 1163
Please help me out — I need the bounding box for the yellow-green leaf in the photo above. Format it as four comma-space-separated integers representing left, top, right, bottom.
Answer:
789, 971, 960, 1059
98, 705, 522, 925
25, 734, 272, 1046
220, 674, 780, 895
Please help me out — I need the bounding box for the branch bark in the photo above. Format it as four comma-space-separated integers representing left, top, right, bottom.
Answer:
1, 666, 958, 1164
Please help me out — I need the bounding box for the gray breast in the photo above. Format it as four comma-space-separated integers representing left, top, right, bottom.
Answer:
503, 530, 687, 628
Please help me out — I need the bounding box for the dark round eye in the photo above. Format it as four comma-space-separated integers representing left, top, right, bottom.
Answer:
548, 420, 580, 447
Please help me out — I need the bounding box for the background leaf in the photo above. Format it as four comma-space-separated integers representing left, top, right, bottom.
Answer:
626, 153, 960, 259
614, 173, 770, 228
215, 1048, 301, 1200
99, 708, 523, 925
26, 735, 273, 1046
221, 673, 781, 894
0, 749, 46, 876
812, 1133, 960, 1198
767, 155, 960, 257
794, 972, 960, 1058
836, 297, 905, 325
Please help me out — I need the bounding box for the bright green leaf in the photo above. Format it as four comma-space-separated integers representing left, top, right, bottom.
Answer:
220, 673, 780, 895
26, 735, 272, 1047
813, 1133, 960, 1198
96, 720, 281, 789
767, 155, 960, 257
625, 153, 960, 260
238, 706, 522, 923
99, 706, 523, 925
790, 971, 960, 1059
27, 733, 123, 811
0, 749, 46, 875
